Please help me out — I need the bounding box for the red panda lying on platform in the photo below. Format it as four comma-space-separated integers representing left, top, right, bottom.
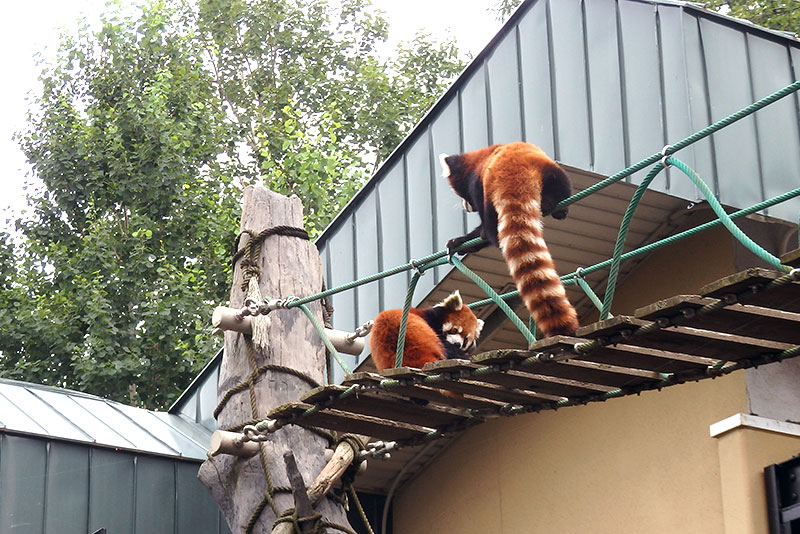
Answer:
370, 290, 484, 371
440, 142, 579, 339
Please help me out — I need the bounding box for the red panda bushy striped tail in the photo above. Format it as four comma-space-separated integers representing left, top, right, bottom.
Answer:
494, 166, 579, 338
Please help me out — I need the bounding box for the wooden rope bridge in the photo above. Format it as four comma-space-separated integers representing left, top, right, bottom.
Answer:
267, 251, 800, 448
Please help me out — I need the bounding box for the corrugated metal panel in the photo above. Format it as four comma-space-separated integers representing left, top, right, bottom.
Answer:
584, 0, 626, 175
0, 433, 230, 534
549, 0, 592, 167
375, 161, 409, 310
46, 442, 90, 534
0, 379, 211, 461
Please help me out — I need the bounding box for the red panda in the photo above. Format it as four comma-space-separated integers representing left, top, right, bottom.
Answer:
370, 290, 484, 371
439, 142, 579, 338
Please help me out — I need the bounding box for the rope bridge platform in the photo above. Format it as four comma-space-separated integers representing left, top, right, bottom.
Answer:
217, 80, 800, 457
267, 259, 800, 448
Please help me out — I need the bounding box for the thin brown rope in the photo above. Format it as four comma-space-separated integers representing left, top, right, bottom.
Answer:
232, 226, 310, 268
214, 364, 321, 419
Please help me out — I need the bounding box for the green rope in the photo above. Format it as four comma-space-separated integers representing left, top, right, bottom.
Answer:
285, 239, 483, 309
665, 157, 790, 273
467, 185, 800, 310
551, 79, 800, 214
601, 163, 666, 319
449, 256, 537, 345
394, 272, 421, 368
528, 315, 537, 342
298, 303, 352, 375
573, 275, 605, 314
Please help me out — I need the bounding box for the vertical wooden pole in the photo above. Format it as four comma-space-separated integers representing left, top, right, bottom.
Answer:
198, 186, 352, 533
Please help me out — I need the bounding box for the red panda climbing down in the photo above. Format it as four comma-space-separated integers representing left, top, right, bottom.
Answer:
439, 142, 579, 338
370, 290, 484, 371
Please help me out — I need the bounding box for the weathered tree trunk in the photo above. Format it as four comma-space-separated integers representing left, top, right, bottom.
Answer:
199, 186, 353, 533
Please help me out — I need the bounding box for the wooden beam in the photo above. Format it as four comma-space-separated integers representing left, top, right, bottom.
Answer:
198, 187, 352, 533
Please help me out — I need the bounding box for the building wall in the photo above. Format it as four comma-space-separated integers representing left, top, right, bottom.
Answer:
392, 211, 767, 533
395, 374, 747, 534
0, 433, 230, 534
716, 425, 800, 533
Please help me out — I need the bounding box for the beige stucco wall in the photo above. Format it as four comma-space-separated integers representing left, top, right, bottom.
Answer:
395, 373, 747, 533
393, 212, 759, 533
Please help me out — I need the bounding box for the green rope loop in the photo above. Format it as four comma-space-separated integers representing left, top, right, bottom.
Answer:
665, 157, 790, 273
395, 272, 421, 368
449, 256, 537, 345
298, 303, 352, 375
601, 163, 666, 319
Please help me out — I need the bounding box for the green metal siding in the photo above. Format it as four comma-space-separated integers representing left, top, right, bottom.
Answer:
0, 433, 230, 534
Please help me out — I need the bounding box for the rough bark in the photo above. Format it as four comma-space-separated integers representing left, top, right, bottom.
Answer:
198, 186, 352, 533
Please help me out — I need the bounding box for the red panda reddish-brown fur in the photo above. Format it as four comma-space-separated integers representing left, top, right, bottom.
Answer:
441, 142, 579, 338
370, 290, 484, 371
370, 309, 445, 370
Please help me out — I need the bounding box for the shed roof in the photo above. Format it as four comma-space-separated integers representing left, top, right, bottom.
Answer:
0, 378, 211, 461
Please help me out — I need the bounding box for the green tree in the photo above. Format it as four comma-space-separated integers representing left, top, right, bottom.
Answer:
489, 0, 523, 22
192, 0, 465, 229
3, 3, 238, 408
1, 0, 466, 408
703, 1, 799, 35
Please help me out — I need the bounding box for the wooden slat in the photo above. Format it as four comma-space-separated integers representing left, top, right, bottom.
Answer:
781, 248, 800, 268
464, 348, 662, 389
382, 364, 556, 406
268, 402, 432, 441
424, 358, 625, 396
527, 331, 716, 373
423, 359, 578, 399
342, 372, 502, 411
700, 268, 800, 312
301, 385, 472, 428
575, 315, 793, 362
576, 315, 651, 339
636, 295, 800, 344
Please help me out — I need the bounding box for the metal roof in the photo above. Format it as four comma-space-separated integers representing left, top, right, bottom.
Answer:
0, 378, 212, 461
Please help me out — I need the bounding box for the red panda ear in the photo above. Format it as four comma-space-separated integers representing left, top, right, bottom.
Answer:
440, 290, 463, 311
439, 153, 451, 177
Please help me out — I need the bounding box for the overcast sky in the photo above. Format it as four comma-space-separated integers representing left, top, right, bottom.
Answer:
0, 0, 502, 233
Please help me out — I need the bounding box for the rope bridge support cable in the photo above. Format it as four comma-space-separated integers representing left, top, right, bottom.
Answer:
467, 185, 800, 311
394, 271, 422, 368
449, 255, 537, 345
599, 162, 666, 320
550, 79, 800, 215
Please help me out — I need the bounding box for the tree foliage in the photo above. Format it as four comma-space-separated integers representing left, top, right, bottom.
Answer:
1, 0, 465, 408
489, 0, 523, 22
489, 0, 799, 34
703, 0, 799, 35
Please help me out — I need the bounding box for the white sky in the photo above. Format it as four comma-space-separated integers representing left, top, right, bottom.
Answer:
0, 0, 502, 233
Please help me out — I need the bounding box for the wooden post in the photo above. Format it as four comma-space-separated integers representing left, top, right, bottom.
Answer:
198, 187, 353, 533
